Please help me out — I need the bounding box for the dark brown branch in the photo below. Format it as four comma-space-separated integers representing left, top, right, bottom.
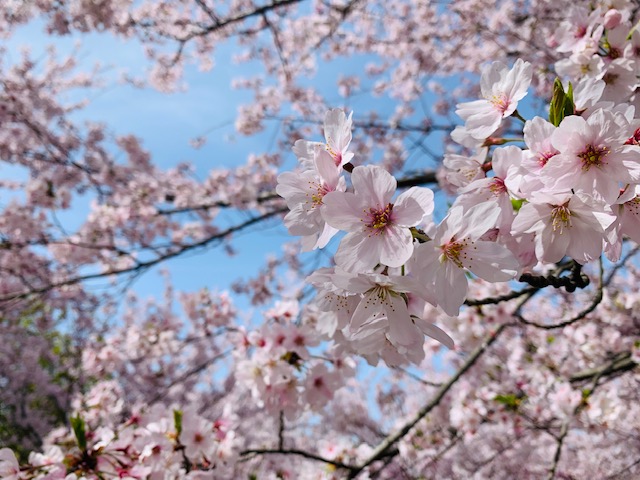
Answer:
465, 286, 538, 306
518, 261, 589, 293
194, 0, 220, 25
546, 421, 569, 480
569, 352, 636, 384
180, 0, 304, 41
347, 323, 510, 478
239, 448, 358, 472
515, 258, 604, 330
0, 207, 287, 303
156, 170, 438, 215
278, 411, 285, 450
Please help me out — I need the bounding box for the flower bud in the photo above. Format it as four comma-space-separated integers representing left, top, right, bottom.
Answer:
604, 9, 622, 29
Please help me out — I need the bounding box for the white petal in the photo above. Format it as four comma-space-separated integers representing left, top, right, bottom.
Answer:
393, 187, 434, 226
462, 241, 520, 282
413, 317, 455, 350
379, 226, 414, 268
351, 165, 396, 206
322, 191, 365, 231
385, 294, 417, 346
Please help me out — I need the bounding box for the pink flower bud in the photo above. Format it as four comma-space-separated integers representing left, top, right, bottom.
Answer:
604, 9, 622, 29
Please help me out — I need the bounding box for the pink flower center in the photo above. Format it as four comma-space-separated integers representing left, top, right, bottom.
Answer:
326, 140, 343, 166
608, 46, 621, 59
625, 128, 640, 146
489, 177, 507, 195
366, 203, 393, 232
538, 151, 557, 167
441, 239, 468, 268
308, 182, 331, 207
489, 93, 511, 114
550, 203, 572, 233
578, 144, 609, 171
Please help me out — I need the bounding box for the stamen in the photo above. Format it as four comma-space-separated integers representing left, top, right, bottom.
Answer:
489, 177, 507, 195
488, 93, 511, 114
365, 203, 394, 233
577, 144, 609, 171
550, 203, 573, 233
326, 138, 343, 166
441, 239, 468, 268
538, 151, 556, 167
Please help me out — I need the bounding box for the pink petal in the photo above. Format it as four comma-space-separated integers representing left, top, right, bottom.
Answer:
393, 187, 434, 226
351, 165, 396, 207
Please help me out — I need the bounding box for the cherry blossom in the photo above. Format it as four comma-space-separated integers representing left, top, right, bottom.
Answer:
276, 147, 346, 250
543, 109, 640, 203
511, 191, 616, 264
322, 165, 434, 271
4, 2, 640, 479
410, 203, 520, 316
455, 59, 533, 139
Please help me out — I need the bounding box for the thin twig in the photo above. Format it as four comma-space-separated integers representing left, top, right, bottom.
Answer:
546, 421, 569, 480
278, 411, 285, 450
0, 208, 286, 303
239, 448, 358, 472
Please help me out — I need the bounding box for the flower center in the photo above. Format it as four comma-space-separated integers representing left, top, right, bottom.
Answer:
550, 203, 572, 233
308, 182, 331, 208
625, 128, 640, 146
624, 196, 640, 216
538, 151, 557, 167
441, 239, 467, 268
489, 93, 511, 114
574, 25, 587, 39
577, 144, 609, 171
489, 177, 507, 195
366, 204, 393, 232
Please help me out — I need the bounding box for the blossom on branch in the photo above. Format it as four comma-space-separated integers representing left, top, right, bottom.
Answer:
322, 165, 434, 271
455, 58, 533, 140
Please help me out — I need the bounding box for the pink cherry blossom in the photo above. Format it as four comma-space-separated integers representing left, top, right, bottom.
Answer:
276, 147, 346, 250
410, 202, 520, 316
543, 109, 640, 204
331, 270, 453, 349
293, 108, 354, 169
322, 165, 434, 271
456, 59, 533, 139
0, 449, 20, 480
511, 191, 616, 264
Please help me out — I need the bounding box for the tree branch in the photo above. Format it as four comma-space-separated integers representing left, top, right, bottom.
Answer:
0, 207, 287, 303
239, 448, 358, 472
546, 420, 569, 480
515, 258, 604, 329
347, 323, 510, 478
569, 351, 636, 384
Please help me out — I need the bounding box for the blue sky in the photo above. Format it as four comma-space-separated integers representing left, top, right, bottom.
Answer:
5, 19, 297, 314
4, 14, 465, 325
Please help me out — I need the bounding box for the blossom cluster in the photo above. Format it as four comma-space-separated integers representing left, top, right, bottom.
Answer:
4, 1, 640, 479
278, 16, 640, 367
